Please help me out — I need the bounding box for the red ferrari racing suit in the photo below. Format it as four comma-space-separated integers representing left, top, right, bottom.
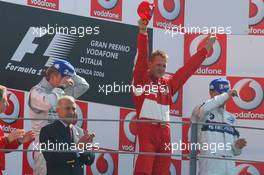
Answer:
132, 33, 208, 175
0, 127, 20, 175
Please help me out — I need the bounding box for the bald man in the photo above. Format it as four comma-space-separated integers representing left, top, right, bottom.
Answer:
39, 96, 95, 175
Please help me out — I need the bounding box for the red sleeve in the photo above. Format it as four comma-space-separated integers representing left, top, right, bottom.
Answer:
132, 33, 149, 86
5, 139, 20, 150
0, 136, 8, 149
169, 48, 208, 95
0, 129, 20, 150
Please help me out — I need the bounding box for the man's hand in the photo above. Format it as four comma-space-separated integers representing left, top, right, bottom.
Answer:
204, 35, 216, 52
234, 138, 247, 149
18, 131, 35, 144
0, 86, 8, 114
138, 19, 148, 34
60, 76, 74, 89
78, 131, 95, 145
227, 89, 238, 98
7, 129, 25, 143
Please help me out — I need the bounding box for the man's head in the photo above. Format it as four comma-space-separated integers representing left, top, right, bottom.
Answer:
45, 60, 75, 87
149, 50, 168, 79
209, 78, 230, 98
56, 96, 77, 125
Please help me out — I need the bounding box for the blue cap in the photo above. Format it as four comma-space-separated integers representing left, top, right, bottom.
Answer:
209, 78, 230, 94
52, 60, 75, 77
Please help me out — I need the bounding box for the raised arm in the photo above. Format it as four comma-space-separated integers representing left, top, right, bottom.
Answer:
132, 19, 150, 88
169, 36, 216, 95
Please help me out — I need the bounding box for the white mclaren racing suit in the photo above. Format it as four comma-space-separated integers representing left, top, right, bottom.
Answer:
28, 74, 89, 175
191, 93, 242, 175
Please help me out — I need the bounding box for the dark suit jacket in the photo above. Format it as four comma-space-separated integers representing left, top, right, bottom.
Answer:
39, 120, 95, 175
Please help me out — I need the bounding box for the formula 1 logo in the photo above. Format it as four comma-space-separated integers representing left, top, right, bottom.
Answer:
8, 27, 78, 77
0, 89, 24, 132
119, 109, 137, 152
236, 162, 264, 175
22, 140, 35, 175
153, 0, 185, 29
91, 0, 122, 21
227, 77, 264, 120
184, 34, 227, 76
248, 0, 264, 35
88, 151, 118, 175
27, 0, 59, 11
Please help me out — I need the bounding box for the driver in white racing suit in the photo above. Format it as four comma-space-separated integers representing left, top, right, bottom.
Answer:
191, 78, 247, 175
28, 59, 89, 175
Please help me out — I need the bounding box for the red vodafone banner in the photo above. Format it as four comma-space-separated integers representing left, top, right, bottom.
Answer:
27, 0, 59, 10
153, 0, 185, 29
184, 34, 227, 76
227, 77, 264, 120
91, 0, 122, 21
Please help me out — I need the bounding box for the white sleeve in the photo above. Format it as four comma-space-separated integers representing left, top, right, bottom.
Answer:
191, 93, 229, 123
231, 142, 242, 156
231, 118, 242, 156
199, 93, 229, 117
64, 74, 89, 98
30, 87, 65, 112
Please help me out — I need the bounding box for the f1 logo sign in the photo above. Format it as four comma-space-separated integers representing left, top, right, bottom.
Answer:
248, 0, 264, 35
227, 77, 264, 120
184, 34, 227, 76
10, 27, 77, 68
91, 0, 122, 21
153, 0, 185, 29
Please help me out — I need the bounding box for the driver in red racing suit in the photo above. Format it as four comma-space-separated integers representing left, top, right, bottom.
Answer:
132, 19, 216, 175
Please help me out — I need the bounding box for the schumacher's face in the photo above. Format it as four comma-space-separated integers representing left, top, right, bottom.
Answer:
149, 56, 167, 79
